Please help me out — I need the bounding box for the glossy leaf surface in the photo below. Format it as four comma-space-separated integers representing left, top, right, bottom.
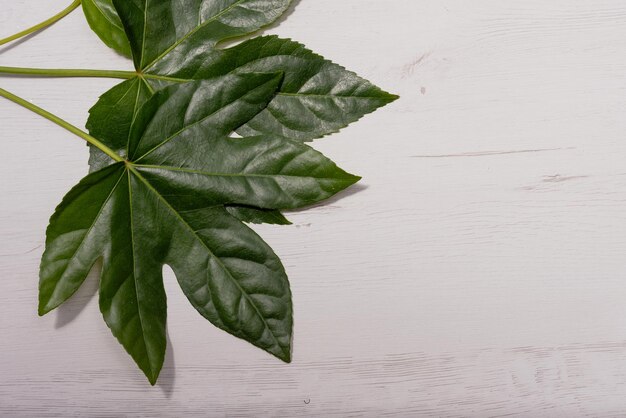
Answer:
86, 0, 394, 226
82, 0, 132, 57
41, 74, 360, 383
149, 35, 399, 141
112, 0, 293, 70
84, 76, 288, 223
87, 1, 397, 145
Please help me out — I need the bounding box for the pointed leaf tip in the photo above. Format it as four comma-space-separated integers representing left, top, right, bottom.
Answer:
38, 299, 53, 317
386, 93, 400, 103
279, 349, 292, 364
147, 370, 160, 386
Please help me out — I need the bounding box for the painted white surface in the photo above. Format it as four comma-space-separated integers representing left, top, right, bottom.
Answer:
2, 0, 626, 416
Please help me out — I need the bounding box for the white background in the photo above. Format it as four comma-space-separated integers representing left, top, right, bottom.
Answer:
2, 1, 626, 416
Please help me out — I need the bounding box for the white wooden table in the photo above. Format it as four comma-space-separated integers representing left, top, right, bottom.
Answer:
2, 1, 626, 416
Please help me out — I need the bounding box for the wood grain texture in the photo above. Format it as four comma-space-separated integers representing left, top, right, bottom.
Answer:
2, 0, 626, 416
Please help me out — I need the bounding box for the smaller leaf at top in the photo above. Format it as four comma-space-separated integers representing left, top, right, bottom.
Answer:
112, 0, 293, 71
82, 0, 132, 57
87, 0, 397, 145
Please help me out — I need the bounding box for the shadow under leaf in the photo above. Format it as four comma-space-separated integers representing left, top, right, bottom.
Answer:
54, 259, 101, 328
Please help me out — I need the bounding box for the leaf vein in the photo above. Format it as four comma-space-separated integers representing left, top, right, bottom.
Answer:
129, 168, 287, 355
142, 0, 247, 71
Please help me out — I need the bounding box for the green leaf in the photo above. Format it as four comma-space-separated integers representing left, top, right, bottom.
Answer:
99, 168, 167, 385
87, 77, 153, 171
82, 0, 132, 57
111, 0, 292, 70
40, 164, 167, 385
40, 74, 359, 383
150, 36, 400, 141
164, 205, 293, 362
86, 1, 397, 144
39, 164, 123, 316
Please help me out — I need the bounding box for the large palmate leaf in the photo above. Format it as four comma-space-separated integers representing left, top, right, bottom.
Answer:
82, 0, 132, 57
40, 73, 360, 384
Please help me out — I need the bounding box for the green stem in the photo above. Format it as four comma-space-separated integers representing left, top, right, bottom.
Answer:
0, 87, 123, 163
0, 66, 136, 80
0, 0, 82, 46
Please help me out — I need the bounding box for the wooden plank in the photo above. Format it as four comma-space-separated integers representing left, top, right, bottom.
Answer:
2, 0, 626, 416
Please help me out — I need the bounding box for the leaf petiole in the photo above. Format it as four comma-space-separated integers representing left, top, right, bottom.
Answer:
0, 66, 136, 80
0, 0, 82, 46
0, 87, 123, 163
0, 66, 187, 83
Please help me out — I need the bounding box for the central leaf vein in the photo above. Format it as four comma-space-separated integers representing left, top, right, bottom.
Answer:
127, 169, 154, 373
128, 167, 286, 353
